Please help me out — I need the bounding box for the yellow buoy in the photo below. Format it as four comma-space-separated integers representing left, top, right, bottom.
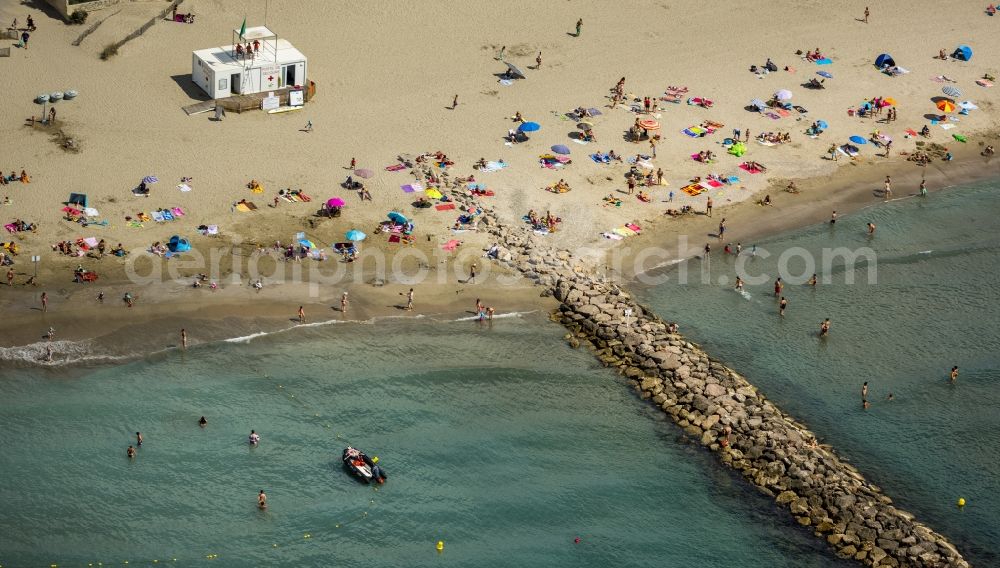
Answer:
436, 540, 444, 552
958, 497, 966, 507
372, 456, 379, 464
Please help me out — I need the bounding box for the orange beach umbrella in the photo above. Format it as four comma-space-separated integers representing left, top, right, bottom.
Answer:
936, 99, 956, 113
638, 119, 660, 130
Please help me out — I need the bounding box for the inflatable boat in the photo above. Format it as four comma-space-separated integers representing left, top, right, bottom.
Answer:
342, 447, 386, 484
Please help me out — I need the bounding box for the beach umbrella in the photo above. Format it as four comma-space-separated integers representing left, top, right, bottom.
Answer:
519, 121, 541, 132
882, 97, 897, 106
551, 144, 571, 155
504, 62, 526, 79
425, 188, 443, 199
849, 135, 868, 145
298, 239, 316, 249
775, 89, 793, 101
942, 86, 962, 98
638, 119, 660, 130
142, 175, 159, 184
387, 211, 408, 224
576, 121, 593, 130
750, 98, 767, 112
354, 168, 374, 179
345, 229, 366, 242
326, 197, 345, 207
936, 100, 956, 113
817, 71, 833, 79
816, 120, 829, 129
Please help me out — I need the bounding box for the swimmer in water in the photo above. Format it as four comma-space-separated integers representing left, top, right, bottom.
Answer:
820, 318, 831, 336
950, 366, 959, 383
862, 381, 869, 399
735, 276, 744, 291
199, 416, 207, 427
136, 432, 143, 447
808, 273, 818, 287
249, 430, 260, 445
919, 178, 927, 197
779, 296, 788, 316
258, 489, 267, 509
127, 445, 136, 458
867, 222, 876, 235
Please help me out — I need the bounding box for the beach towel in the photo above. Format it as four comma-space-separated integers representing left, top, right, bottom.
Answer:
83, 237, 99, 248
388, 235, 401, 243
442, 239, 461, 251
84, 207, 100, 217
162, 211, 175, 221
682, 126, 707, 137
681, 184, 705, 196
976, 79, 994, 87
435, 203, 456, 211
793, 105, 808, 114
178, 183, 192, 192
385, 164, 407, 172
724, 176, 740, 184
587, 108, 603, 116
401, 182, 424, 193
838, 145, 859, 157
572, 138, 589, 145
602, 232, 624, 240
776, 109, 791, 117
706, 180, 723, 188
814, 58, 832, 65
171, 207, 185, 216
481, 160, 508, 172
765, 112, 780, 120
591, 153, 611, 164
940, 123, 956, 130
235, 203, 251, 212
739, 163, 765, 173
128, 220, 144, 228
3, 224, 15, 233
757, 140, 776, 147
152, 211, 166, 222
626, 223, 641, 232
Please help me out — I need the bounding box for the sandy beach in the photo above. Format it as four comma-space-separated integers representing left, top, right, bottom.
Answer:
2, 0, 999, 353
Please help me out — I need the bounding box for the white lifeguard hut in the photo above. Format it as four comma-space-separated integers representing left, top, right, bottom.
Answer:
191, 26, 307, 99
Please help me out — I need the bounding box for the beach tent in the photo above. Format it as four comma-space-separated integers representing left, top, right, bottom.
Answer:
67, 193, 88, 208
952, 45, 972, 61
874, 53, 895, 68
167, 235, 191, 253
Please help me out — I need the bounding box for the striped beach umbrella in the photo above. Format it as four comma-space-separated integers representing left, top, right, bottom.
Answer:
942, 86, 962, 98
142, 175, 159, 184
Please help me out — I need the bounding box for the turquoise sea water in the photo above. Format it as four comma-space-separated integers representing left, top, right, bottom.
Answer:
637, 179, 1000, 566
0, 315, 853, 567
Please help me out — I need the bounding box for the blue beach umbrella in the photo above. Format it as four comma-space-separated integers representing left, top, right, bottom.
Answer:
848, 135, 867, 145
387, 211, 408, 225
298, 239, 316, 249
519, 121, 541, 132
817, 71, 833, 79
142, 175, 159, 184
345, 229, 366, 242
816, 120, 829, 129
551, 144, 571, 155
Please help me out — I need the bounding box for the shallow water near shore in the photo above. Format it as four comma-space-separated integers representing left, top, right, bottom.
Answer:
0, 315, 853, 567
637, 178, 1000, 565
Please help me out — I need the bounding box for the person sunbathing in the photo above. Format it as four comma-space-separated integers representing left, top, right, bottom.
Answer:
19, 170, 30, 183
983, 145, 995, 156
758, 194, 773, 206
637, 191, 651, 202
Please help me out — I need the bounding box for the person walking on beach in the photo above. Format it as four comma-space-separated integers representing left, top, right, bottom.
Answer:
136, 432, 143, 447
405, 288, 414, 311
496, 45, 506, 61
950, 366, 959, 383
883, 176, 892, 201
703, 243, 711, 257
469, 262, 478, 283
718, 218, 726, 240
820, 318, 831, 336
575, 18, 583, 36
40, 291, 47, 313
181, 328, 187, 349
341, 292, 349, 313
829, 143, 838, 161
649, 138, 657, 158
258, 490, 267, 509
735, 276, 744, 291
297, 305, 305, 323
7, 268, 13, 286
863, 6, 870, 23
773, 278, 783, 297
304, 120, 313, 133
535, 52, 542, 69
452, 94, 459, 109
705, 196, 713, 217
884, 140, 892, 157
779, 296, 788, 316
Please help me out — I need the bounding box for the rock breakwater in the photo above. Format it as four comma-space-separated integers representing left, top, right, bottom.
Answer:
450, 189, 969, 568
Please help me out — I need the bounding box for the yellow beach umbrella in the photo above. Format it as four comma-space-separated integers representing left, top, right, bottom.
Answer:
936, 99, 956, 113
883, 97, 897, 106
425, 188, 443, 199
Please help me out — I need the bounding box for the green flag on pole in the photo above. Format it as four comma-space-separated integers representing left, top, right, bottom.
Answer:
238, 17, 246, 39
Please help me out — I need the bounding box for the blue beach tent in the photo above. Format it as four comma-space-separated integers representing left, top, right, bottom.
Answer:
952, 45, 972, 61
874, 53, 895, 68
167, 235, 191, 253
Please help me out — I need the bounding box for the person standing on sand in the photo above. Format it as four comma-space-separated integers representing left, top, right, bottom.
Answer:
919, 178, 927, 196
469, 262, 477, 283
718, 218, 726, 240
779, 296, 788, 316
341, 292, 349, 313
649, 138, 657, 158
7, 268, 13, 286
884, 176, 892, 201
703, 243, 711, 257
535, 52, 542, 69
304, 120, 313, 132
405, 288, 414, 311
181, 328, 187, 349
452, 94, 459, 109
297, 306, 305, 323
40, 291, 47, 312
950, 366, 959, 383
575, 18, 582, 36
820, 318, 831, 336
863, 6, 869, 23
829, 143, 838, 161
705, 196, 713, 217
497, 45, 506, 61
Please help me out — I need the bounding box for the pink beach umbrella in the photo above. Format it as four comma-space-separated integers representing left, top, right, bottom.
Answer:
327, 197, 345, 207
